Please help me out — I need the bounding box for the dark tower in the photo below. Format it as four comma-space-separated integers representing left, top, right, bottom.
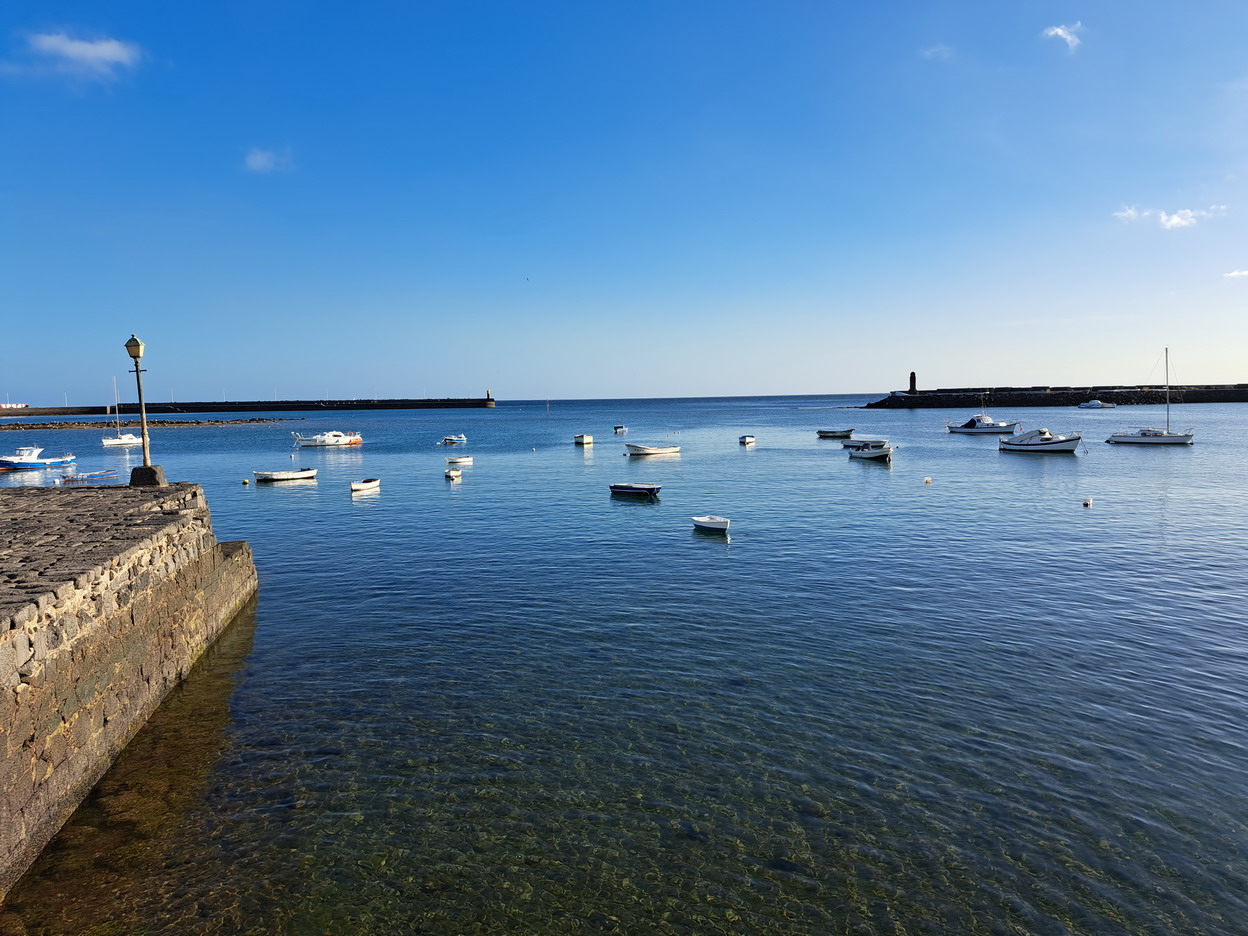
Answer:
908, 371, 917, 394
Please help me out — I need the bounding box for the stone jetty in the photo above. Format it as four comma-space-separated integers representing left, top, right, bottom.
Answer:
0, 484, 257, 901
866, 372, 1248, 409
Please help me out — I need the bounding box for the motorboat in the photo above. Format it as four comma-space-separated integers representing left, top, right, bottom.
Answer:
1077, 400, 1116, 409
292, 431, 363, 447
739, 435, 756, 445
253, 468, 318, 481
1106, 348, 1194, 445
624, 444, 680, 456
946, 413, 1020, 434
445, 467, 462, 480
103, 378, 142, 446
350, 478, 380, 492
692, 515, 730, 532
816, 429, 855, 439
609, 482, 661, 496
0, 446, 76, 470
575, 434, 593, 445
62, 470, 120, 483
613, 425, 628, 433
845, 439, 893, 461
998, 429, 1081, 453
440, 434, 468, 445
445, 455, 473, 465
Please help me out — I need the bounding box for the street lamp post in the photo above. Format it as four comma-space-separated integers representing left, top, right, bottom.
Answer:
125, 334, 166, 486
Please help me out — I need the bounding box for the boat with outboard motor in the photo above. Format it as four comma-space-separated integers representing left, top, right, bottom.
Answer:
0, 446, 76, 470
999, 429, 1081, 453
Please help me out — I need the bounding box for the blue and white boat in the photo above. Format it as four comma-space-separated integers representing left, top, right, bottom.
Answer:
0, 446, 76, 470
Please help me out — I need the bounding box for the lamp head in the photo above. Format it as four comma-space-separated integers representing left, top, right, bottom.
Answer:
125, 334, 145, 362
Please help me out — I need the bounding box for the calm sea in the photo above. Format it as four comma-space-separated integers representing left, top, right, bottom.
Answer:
3, 395, 1247, 935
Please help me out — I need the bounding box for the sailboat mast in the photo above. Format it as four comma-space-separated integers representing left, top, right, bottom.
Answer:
1164, 347, 1170, 432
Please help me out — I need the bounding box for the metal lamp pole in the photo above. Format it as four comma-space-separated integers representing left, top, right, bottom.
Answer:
124, 334, 165, 485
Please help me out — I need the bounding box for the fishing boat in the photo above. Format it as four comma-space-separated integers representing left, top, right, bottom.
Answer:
998, 429, 1081, 453
609, 482, 661, 496
253, 468, 318, 481
445, 456, 473, 465
1078, 399, 1116, 409
440, 434, 468, 445
946, 414, 1020, 434
0, 446, 76, 470
739, 435, 756, 445
61, 470, 120, 483
575, 434, 593, 445
624, 444, 680, 456
445, 467, 462, 480
845, 439, 893, 461
292, 431, 363, 447
816, 429, 855, 439
692, 515, 730, 532
1105, 348, 1194, 445
102, 377, 142, 446
350, 478, 380, 492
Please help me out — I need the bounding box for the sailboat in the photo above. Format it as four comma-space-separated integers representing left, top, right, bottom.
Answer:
102, 377, 143, 447
1105, 348, 1194, 445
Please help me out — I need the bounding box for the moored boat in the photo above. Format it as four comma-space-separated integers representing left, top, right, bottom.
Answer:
845, 439, 893, 461
624, 443, 680, 456
946, 414, 1020, 434
999, 429, 1081, 453
102, 433, 142, 447
575, 434, 594, 445
350, 478, 380, 492
739, 435, 756, 445
292, 431, 363, 446
0, 446, 76, 470
1077, 399, 1115, 409
253, 468, 318, 481
816, 429, 855, 439
692, 515, 730, 531
1105, 348, 1194, 445
440, 434, 468, 445
609, 482, 661, 496
445, 467, 462, 480
61, 470, 120, 483
613, 425, 628, 433
445, 455, 473, 465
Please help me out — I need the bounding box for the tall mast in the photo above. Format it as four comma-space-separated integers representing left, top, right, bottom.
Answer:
1164, 347, 1170, 432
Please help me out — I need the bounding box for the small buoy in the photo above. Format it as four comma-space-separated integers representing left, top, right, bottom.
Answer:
1083, 497, 1093, 507
242, 479, 249, 485
923, 477, 932, 485
290, 453, 296, 459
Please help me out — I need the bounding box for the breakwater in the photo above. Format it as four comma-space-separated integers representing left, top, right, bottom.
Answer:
0, 485, 257, 902
10, 397, 496, 418
867, 384, 1248, 408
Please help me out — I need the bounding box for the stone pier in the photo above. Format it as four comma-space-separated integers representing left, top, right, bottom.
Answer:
0, 484, 258, 901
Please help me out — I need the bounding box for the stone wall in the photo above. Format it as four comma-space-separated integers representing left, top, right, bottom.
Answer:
0, 484, 258, 901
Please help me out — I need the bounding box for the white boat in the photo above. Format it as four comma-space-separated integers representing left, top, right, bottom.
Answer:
946, 413, 1020, 434
739, 435, 756, 445
0, 446, 76, 469
350, 478, 380, 492
1078, 399, 1116, 409
292, 430, 363, 447
253, 468, 318, 481
445, 455, 473, 465
613, 425, 628, 433
624, 444, 680, 456
440, 434, 468, 445
692, 515, 730, 531
816, 429, 855, 439
1105, 349, 1194, 445
609, 482, 661, 496
575, 434, 594, 445
103, 377, 142, 446
998, 429, 1081, 453
445, 467, 462, 480
844, 439, 893, 461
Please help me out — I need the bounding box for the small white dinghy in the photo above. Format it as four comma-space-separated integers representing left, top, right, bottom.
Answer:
739, 435, 756, 445
445, 456, 473, 465
574, 434, 594, 445
692, 515, 730, 532
445, 467, 462, 480
254, 468, 318, 482
816, 429, 855, 439
625, 444, 681, 456
844, 439, 893, 461
999, 428, 1081, 453
350, 478, 380, 492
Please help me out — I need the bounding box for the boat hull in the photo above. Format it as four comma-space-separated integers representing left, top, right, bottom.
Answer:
102, 434, 142, 446
1105, 431, 1194, 445
816, 429, 854, 438
350, 479, 380, 492
254, 469, 318, 481
692, 515, 730, 531
292, 431, 363, 446
999, 431, 1080, 452
609, 483, 661, 496
624, 444, 680, 456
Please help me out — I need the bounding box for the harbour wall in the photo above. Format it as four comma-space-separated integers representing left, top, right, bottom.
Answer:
9, 397, 496, 418
0, 485, 258, 902
866, 385, 1248, 409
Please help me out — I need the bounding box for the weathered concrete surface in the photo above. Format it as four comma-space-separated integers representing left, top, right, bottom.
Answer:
0, 484, 257, 902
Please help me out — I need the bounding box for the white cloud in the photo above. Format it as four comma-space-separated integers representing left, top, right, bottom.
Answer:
1114, 204, 1226, 229
1223, 270, 1248, 278
244, 147, 293, 173
921, 44, 953, 62
1113, 206, 1149, 222
1159, 209, 1199, 229
24, 32, 141, 81
1043, 22, 1083, 53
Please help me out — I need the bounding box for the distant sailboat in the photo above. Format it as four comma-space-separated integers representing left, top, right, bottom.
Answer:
1105, 348, 1194, 445
102, 377, 142, 447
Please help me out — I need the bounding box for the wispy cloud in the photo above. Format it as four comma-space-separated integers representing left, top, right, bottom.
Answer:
920, 44, 953, 62
15, 32, 142, 82
1113, 204, 1226, 229
244, 147, 294, 174
1043, 22, 1083, 53
1223, 269, 1248, 278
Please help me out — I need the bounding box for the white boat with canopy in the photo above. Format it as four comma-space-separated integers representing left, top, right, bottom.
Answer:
999, 429, 1081, 453
946, 413, 1020, 434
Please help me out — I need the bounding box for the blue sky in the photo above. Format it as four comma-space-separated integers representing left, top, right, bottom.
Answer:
3, 2, 1246, 404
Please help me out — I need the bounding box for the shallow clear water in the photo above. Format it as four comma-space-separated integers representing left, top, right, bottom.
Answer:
4, 396, 1248, 934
